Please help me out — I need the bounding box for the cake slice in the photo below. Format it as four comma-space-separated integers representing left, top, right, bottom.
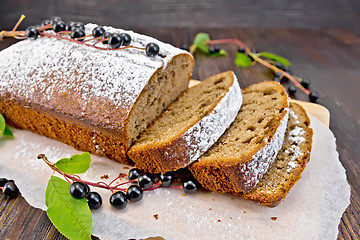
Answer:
0, 23, 193, 164
238, 102, 313, 207
128, 71, 242, 173
189, 81, 289, 193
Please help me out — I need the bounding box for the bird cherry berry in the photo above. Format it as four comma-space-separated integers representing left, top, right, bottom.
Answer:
73, 22, 85, 31
41, 19, 52, 27
128, 168, 142, 181
108, 33, 123, 48
65, 21, 77, 31
309, 91, 319, 102
70, 28, 86, 41
25, 26, 40, 40
50, 16, 62, 25
182, 179, 197, 194
146, 43, 160, 57
0, 178, 8, 187
109, 191, 128, 209
120, 33, 131, 46
3, 181, 19, 199
301, 78, 311, 89
86, 192, 102, 210
160, 172, 174, 187
92, 26, 105, 38
101, 32, 111, 44
288, 86, 297, 96
138, 173, 154, 189
53, 21, 66, 33
70, 181, 89, 199
126, 185, 143, 203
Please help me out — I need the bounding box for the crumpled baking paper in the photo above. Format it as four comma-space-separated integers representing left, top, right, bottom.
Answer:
0, 116, 350, 240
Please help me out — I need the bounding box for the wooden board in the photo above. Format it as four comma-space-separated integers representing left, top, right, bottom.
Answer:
0, 27, 359, 239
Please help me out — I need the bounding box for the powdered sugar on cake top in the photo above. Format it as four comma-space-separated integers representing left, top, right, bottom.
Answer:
0, 23, 190, 129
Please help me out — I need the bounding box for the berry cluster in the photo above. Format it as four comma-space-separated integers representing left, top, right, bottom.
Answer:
68, 168, 198, 210
0, 178, 19, 199
24, 16, 160, 57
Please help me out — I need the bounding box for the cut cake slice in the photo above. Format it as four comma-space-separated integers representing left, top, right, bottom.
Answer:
128, 71, 243, 173
189, 81, 289, 193
238, 102, 313, 207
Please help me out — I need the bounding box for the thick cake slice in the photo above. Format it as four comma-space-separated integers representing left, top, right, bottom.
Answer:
0, 23, 193, 164
189, 81, 289, 193
238, 102, 313, 207
128, 71, 242, 173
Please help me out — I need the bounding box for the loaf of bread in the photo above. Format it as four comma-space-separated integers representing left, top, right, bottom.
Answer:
128, 71, 242, 173
238, 102, 313, 207
189, 81, 289, 193
0, 23, 193, 164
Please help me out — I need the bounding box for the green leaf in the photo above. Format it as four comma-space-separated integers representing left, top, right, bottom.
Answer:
209, 49, 228, 57
46, 176, 92, 240
234, 52, 253, 67
193, 32, 210, 54
0, 114, 5, 136
259, 52, 291, 66
55, 152, 91, 174
3, 126, 13, 138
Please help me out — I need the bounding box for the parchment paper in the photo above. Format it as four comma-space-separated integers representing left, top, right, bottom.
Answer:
0, 116, 351, 240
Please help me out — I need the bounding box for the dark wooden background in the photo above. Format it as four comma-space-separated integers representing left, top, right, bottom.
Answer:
1, 1, 360, 239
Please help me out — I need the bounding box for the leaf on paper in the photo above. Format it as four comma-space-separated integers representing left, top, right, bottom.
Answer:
55, 152, 91, 174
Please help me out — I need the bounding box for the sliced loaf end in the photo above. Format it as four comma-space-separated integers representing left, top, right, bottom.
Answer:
237, 102, 313, 207
128, 71, 242, 173
189, 81, 289, 193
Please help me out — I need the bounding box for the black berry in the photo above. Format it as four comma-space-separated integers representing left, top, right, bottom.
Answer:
53, 21, 66, 33
73, 22, 85, 31
86, 192, 102, 210
275, 72, 283, 79
275, 62, 284, 70
70, 182, 89, 199
273, 77, 281, 83
209, 46, 216, 54
126, 185, 143, 203
181, 44, 189, 52
246, 53, 254, 62
309, 91, 319, 102
25, 26, 40, 40
138, 173, 154, 189
301, 78, 311, 89
238, 47, 245, 53
110, 191, 128, 209
3, 182, 19, 199
284, 65, 292, 74
160, 172, 174, 187
146, 42, 160, 57
214, 45, 221, 53
120, 33, 131, 46
128, 168, 142, 180
0, 178, 8, 187
288, 86, 297, 96
92, 26, 105, 38
65, 21, 77, 31
108, 33, 123, 49
101, 32, 111, 44
70, 28, 86, 41
41, 19, 52, 27
50, 16, 62, 25
182, 179, 197, 194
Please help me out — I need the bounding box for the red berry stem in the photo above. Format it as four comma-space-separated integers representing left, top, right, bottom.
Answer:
206, 38, 311, 95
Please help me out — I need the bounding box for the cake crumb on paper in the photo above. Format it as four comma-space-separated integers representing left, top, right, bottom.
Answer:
100, 174, 109, 179
153, 214, 159, 220
271, 217, 277, 221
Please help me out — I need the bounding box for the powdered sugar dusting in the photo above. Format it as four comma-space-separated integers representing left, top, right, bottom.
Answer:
181, 72, 242, 165
239, 108, 289, 191
0, 23, 190, 129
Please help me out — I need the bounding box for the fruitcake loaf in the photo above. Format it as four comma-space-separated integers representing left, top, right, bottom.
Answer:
0, 23, 193, 164
238, 102, 313, 207
128, 71, 243, 173
189, 81, 289, 193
